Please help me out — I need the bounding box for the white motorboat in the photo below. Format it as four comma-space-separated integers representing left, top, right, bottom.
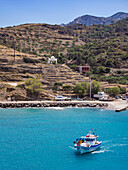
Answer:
54, 95, 71, 101
93, 92, 109, 100
73, 131, 102, 154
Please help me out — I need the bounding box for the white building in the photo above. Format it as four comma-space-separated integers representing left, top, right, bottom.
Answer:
48, 56, 57, 64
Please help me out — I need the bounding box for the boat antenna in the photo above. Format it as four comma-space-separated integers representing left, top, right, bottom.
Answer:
95, 129, 97, 135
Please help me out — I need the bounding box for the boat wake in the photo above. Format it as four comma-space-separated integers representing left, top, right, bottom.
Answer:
101, 138, 128, 152
91, 149, 110, 154
69, 146, 77, 150
106, 143, 128, 149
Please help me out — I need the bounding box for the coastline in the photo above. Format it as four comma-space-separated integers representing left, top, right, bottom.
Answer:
0, 100, 127, 111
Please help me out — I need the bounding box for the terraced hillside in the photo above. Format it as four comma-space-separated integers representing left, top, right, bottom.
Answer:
0, 18, 128, 100
0, 24, 84, 57
0, 45, 89, 100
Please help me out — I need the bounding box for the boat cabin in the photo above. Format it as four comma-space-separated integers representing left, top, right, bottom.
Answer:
75, 134, 97, 145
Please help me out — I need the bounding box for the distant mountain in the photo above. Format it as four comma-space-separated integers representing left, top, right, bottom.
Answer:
67, 12, 128, 26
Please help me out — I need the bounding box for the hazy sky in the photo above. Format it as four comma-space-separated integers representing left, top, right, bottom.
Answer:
0, 0, 128, 27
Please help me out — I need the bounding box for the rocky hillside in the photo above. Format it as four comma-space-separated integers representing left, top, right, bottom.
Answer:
67, 12, 128, 26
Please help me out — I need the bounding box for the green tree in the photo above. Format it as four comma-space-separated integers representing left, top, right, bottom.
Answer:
73, 83, 86, 97
110, 86, 120, 97
81, 82, 89, 92
118, 86, 126, 94
87, 80, 101, 95
25, 78, 43, 98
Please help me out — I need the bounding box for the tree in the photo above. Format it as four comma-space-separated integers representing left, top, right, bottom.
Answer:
81, 82, 89, 91
119, 86, 126, 94
110, 86, 120, 97
87, 80, 101, 95
73, 80, 101, 97
25, 78, 43, 98
73, 83, 86, 97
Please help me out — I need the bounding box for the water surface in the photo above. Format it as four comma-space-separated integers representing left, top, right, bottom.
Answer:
0, 108, 128, 169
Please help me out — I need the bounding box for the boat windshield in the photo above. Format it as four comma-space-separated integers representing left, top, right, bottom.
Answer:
85, 138, 95, 141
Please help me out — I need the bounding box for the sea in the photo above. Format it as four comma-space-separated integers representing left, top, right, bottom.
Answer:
0, 107, 128, 170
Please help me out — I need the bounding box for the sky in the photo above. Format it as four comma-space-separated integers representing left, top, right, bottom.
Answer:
0, 0, 128, 27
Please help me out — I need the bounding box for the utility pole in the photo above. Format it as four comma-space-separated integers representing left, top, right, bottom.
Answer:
13, 42, 15, 64
90, 76, 91, 99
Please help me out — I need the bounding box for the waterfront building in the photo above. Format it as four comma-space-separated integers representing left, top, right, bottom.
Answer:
77, 66, 90, 74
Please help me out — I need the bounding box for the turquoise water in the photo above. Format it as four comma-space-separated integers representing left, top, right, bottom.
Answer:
0, 107, 128, 170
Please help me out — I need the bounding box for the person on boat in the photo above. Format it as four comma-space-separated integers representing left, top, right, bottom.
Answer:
78, 140, 82, 144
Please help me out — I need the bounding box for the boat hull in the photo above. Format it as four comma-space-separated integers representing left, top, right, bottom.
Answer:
74, 142, 101, 154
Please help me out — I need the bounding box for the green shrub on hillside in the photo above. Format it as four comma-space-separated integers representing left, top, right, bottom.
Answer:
63, 85, 73, 91
53, 82, 63, 91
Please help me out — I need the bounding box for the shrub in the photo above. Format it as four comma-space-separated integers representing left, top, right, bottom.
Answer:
63, 85, 72, 91
23, 57, 38, 63
54, 82, 63, 86
53, 82, 63, 91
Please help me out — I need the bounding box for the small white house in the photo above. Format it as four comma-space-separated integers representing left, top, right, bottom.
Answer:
48, 56, 57, 64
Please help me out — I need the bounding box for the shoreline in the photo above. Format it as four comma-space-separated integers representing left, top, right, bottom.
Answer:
0, 100, 127, 112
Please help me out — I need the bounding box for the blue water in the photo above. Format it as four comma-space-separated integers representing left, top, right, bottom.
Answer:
0, 107, 128, 170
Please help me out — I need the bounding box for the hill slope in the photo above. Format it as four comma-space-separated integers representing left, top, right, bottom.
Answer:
0, 45, 90, 100
0, 17, 127, 69
66, 17, 128, 69
0, 23, 84, 59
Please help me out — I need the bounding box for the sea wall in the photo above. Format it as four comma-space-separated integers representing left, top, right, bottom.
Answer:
0, 101, 108, 108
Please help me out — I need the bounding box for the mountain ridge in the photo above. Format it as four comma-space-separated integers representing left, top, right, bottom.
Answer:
67, 12, 128, 26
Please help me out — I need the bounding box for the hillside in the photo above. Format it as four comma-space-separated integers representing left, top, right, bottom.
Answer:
0, 45, 90, 100
66, 17, 128, 68
0, 17, 128, 68
0, 23, 84, 59
0, 17, 128, 88
67, 12, 128, 26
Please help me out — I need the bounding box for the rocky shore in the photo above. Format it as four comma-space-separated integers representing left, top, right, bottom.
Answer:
0, 101, 108, 109
0, 100, 127, 112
